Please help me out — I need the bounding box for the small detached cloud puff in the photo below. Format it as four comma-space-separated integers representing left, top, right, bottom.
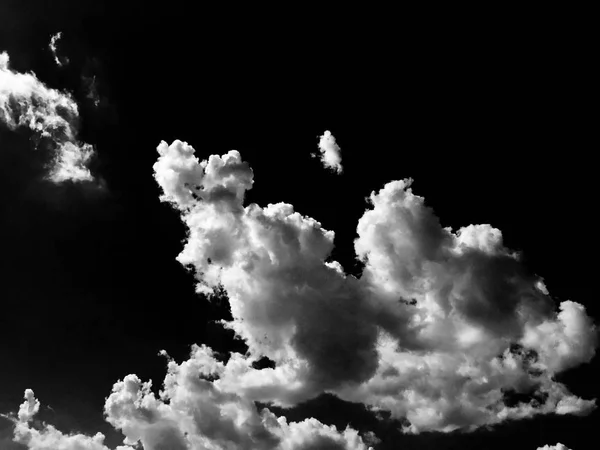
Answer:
313, 130, 343, 173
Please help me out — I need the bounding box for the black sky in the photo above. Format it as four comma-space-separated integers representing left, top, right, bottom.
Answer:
0, 2, 597, 449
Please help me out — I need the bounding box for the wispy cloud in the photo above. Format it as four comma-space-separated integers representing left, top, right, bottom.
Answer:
313, 130, 343, 173
48, 32, 69, 67
537, 444, 572, 450
0, 51, 95, 183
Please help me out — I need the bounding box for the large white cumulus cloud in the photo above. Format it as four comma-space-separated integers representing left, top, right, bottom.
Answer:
537, 444, 572, 450
8, 137, 596, 448
152, 140, 597, 433
0, 51, 94, 182
8, 389, 133, 450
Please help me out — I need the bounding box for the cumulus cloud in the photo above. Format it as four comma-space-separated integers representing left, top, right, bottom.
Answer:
537, 444, 572, 450
106, 345, 370, 450
8, 137, 596, 447
48, 32, 69, 67
0, 51, 94, 182
152, 140, 597, 434
9, 348, 371, 450
313, 130, 342, 173
6, 389, 133, 450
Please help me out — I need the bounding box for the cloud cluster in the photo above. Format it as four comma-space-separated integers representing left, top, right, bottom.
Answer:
313, 130, 342, 173
9, 348, 372, 450
0, 51, 94, 182
537, 444, 572, 450
152, 141, 597, 433
7, 138, 596, 448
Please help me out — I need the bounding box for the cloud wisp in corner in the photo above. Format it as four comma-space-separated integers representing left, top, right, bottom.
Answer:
0, 51, 94, 183
313, 130, 343, 173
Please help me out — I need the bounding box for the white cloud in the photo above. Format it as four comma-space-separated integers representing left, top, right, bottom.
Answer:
10, 348, 371, 450
313, 130, 342, 173
154, 140, 378, 405
537, 444, 572, 450
8, 137, 595, 447
48, 32, 69, 67
152, 141, 597, 433
8, 390, 133, 450
0, 51, 94, 182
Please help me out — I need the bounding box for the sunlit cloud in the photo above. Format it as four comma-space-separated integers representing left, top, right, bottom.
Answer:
48, 32, 69, 67
6, 137, 596, 448
0, 51, 94, 183
313, 130, 342, 173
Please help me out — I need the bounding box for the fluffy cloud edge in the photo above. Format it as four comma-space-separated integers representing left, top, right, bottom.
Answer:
152, 140, 597, 434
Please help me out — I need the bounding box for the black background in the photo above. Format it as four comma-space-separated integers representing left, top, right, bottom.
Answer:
0, 2, 596, 448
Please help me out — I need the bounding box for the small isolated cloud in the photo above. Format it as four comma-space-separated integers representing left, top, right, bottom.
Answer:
83, 74, 100, 108
313, 130, 343, 173
8, 137, 596, 447
48, 32, 69, 67
537, 444, 572, 450
0, 51, 95, 183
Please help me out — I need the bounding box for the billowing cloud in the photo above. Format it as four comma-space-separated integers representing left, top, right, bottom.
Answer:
9, 348, 371, 450
313, 130, 342, 173
7, 138, 596, 448
104, 345, 370, 450
48, 32, 69, 67
152, 140, 597, 434
0, 51, 94, 182
537, 444, 572, 450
